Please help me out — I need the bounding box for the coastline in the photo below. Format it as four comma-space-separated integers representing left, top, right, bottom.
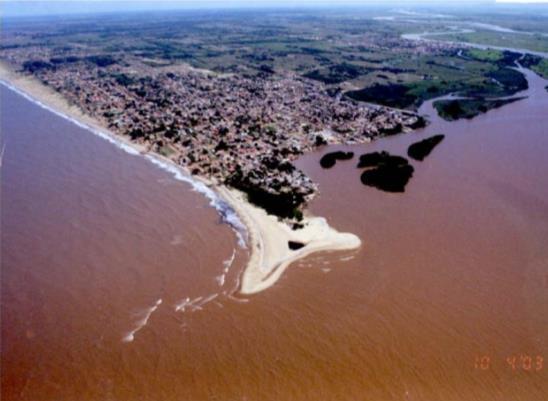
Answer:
0, 62, 361, 295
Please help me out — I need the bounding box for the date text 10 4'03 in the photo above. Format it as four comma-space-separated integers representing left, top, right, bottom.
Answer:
474, 355, 544, 371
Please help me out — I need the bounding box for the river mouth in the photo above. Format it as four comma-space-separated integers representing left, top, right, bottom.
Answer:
2, 63, 548, 401
293, 66, 548, 399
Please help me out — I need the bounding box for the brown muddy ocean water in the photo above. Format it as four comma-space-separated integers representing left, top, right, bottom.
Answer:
1, 67, 547, 401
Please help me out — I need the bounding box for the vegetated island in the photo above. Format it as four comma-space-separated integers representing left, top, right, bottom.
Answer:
433, 97, 525, 121
408, 135, 445, 161
357, 151, 414, 193
319, 151, 354, 169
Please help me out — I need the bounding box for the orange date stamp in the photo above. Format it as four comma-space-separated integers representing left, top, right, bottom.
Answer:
474, 355, 544, 372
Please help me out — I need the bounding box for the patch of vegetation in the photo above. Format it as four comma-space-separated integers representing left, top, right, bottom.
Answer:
520, 54, 548, 79
345, 83, 417, 109
112, 72, 136, 86
346, 66, 528, 109
496, 51, 523, 67
230, 180, 306, 220
408, 115, 427, 129
49, 56, 80, 64
22, 59, 54, 72
85, 55, 117, 67
533, 59, 548, 78
360, 161, 414, 193
433, 97, 525, 121
227, 165, 306, 220
128, 128, 145, 140
357, 151, 414, 192
484, 67, 528, 95
465, 48, 505, 62
357, 151, 407, 168
346, 79, 470, 109
304, 63, 371, 84
407, 135, 445, 161
463, 49, 522, 68
319, 151, 354, 168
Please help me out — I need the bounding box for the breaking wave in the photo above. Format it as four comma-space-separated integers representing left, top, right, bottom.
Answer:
122, 299, 162, 343
216, 248, 237, 287
145, 155, 247, 248
174, 293, 219, 313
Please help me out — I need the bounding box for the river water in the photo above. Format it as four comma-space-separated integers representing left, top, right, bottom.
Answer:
1, 67, 547, 400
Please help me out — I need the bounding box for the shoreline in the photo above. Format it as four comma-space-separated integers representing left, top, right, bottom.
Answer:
0, 62, 361, 295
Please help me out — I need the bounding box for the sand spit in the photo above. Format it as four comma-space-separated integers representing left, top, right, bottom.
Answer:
1, 63, 362, 295
218, 188, 361, 294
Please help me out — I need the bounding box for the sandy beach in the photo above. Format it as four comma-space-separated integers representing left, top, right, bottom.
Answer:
218, 187, 361, 294
0, 62, 362, 294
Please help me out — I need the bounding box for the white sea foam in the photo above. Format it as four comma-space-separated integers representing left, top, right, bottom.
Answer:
1, 81, 248, 249
174, 297, 191, 312
174, 293, 219, 313
216, 248, 237, 287
174, 296, 204, 312
223, 249, 236, 272
215, 274, 226, 287
197, 293, 218, 307
122, 298, 162, 343
170, 235, 184, 246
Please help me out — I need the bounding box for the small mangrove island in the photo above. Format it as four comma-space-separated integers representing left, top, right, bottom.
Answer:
357, 151, 414, 193
408, 135, 445, 161
319, 151, 354, 169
